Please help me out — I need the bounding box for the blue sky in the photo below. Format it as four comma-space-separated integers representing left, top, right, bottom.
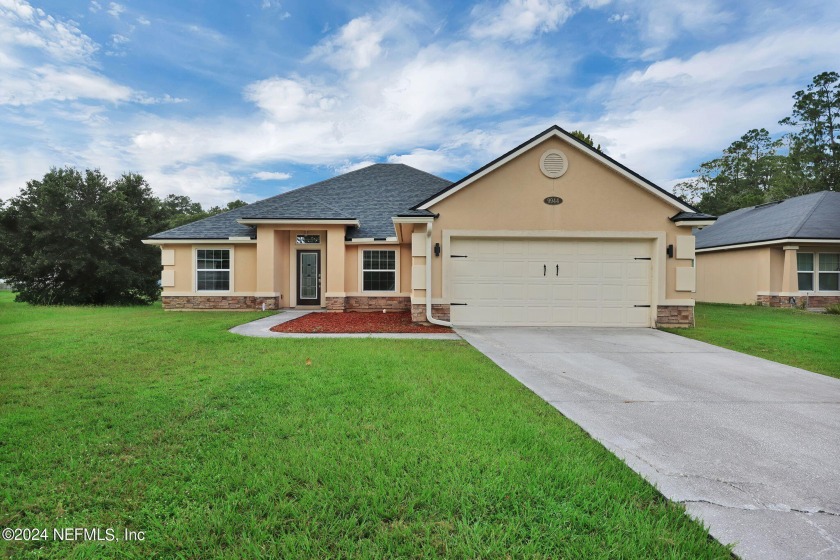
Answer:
1, 0, 839, 206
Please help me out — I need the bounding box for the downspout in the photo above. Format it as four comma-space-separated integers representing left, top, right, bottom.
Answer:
425, 222, 452, 327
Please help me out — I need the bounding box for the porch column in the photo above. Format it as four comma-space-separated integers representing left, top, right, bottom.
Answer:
256, 225, 276, 294
781, 245, 799, 294
325, 226, 346, 310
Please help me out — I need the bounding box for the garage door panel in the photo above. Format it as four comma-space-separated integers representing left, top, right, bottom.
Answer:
602, 262, 623, 278
626, 284, 649, 302
449, 237, 652, 327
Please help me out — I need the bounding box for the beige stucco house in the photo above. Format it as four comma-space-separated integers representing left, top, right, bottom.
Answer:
143, 126, 714, 327
695, 191, 840, 308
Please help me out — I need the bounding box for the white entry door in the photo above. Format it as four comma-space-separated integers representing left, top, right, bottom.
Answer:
449, 237, 652, 326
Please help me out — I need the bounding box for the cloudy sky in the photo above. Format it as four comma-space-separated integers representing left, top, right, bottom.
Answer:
2, 0, 839, 205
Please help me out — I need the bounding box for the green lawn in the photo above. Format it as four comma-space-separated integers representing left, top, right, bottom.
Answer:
0, 292, 731, 559
664, 303, 840, 379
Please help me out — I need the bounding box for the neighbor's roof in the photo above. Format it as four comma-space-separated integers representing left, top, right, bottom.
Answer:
695, 191, 840, 250
148, 164, 452, 240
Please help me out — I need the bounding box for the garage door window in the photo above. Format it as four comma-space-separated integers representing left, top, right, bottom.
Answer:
362, 250, 396, 291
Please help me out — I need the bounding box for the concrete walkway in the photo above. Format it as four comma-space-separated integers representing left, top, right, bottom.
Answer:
457, 326, 840, 560
229, 311, 461, 340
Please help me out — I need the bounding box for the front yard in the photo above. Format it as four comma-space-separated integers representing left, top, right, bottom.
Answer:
0, 293, 731, 558
663, 303, 840, 379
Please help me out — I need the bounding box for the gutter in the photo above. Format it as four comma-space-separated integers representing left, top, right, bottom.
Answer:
425, 222, 452, 327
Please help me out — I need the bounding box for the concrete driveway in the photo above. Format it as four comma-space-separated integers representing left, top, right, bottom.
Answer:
457, 327, 840, 560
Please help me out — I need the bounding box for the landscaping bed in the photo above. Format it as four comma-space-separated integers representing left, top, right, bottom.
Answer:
270, 310, 452, 333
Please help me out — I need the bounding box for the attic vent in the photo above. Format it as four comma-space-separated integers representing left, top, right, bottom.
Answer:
539, 149, 568, 178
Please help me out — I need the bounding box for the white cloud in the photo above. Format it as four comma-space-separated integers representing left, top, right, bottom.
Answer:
308, 8, 421, 71
260, 0, 290, 18
0, 1, 184, 106
244, 77, 338, 122
107, 2, 124, 18
335, 160, 376, 174
136, 16, 150, 25
612, 0, 734, 57
0, 0, 98, 63
252, 171, 291, 180
583, 25, 840, 186
608, 13, 629, 22
89, 1, 101, 13
469, 0, 575, 42
0, 65, 134, 105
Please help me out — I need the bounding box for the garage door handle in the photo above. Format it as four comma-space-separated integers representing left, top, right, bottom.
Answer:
544, 264, 546, 276
556, 264, 559, 276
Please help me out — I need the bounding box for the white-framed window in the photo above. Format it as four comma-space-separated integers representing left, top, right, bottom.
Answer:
818, 253, 840, 291
196, 249, 231, 291
296, 234, 321, 244
362, 249, 396, 292
797, 252, 814, 291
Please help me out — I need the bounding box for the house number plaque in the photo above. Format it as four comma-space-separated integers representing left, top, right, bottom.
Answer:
543, 196, 563, 205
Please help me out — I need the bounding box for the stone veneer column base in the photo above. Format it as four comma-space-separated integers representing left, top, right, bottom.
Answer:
757, 294, 840, 308
655, 305, 694, 328
162, 295, 279, 310
411, 303, 451, 323
326, 296, 410, 313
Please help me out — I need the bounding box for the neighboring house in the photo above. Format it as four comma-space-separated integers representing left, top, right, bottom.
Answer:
143, 126, 713, 327
695, 191, 840, 308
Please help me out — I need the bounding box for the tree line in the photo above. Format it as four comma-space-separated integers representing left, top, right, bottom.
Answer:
675, 71, 839, 215
0, 167, 246, 305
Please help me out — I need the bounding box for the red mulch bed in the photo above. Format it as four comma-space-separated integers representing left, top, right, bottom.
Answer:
270, 311, 452, 334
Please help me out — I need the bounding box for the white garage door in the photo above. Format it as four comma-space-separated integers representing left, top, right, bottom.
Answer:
449, 237, 652, 327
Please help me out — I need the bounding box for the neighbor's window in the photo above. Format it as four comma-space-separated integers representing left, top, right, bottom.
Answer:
818, 253, 840, 291
797, 253, 814, 291
196, 249, 230, 291
362, 250, 396, 291
296, 234, 321, 244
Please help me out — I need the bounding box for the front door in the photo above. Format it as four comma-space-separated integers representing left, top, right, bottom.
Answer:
297, 250, 321, 305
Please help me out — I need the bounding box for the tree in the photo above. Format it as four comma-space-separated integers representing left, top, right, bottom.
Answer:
779, 71, 840, 193
570, 130, 601, 151
160, 196, 248, 229
674, 129, 785, 215
0, 168, 167, 305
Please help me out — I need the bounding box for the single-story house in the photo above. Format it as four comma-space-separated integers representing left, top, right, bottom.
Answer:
695, 191, 840, 308
143, 125, 713, 327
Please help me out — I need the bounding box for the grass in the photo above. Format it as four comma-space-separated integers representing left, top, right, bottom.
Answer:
0, 292, 731, 559
663, 302, 840, 379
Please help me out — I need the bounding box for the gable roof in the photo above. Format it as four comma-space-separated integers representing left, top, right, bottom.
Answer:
413, 125, 698, 213
148, 164, 452, 241
695, 191, 840, 250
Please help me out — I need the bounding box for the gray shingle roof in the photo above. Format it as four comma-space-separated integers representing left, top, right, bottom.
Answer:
671, 211, 716, 221
695, 191, 840, 249
148, 164, 452, 240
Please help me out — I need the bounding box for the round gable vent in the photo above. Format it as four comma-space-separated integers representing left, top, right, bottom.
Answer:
539, 149, 568, 178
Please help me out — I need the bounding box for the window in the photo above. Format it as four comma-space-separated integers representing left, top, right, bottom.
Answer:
196, 249, 230, 291
797, 253, 813, 291
818, 253, 840, 291
362, 250, 396, 291
296, 234, 321, 244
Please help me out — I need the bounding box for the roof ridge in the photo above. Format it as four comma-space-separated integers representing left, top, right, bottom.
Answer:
789, 191, 829, 238
298, 191, 355, 217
